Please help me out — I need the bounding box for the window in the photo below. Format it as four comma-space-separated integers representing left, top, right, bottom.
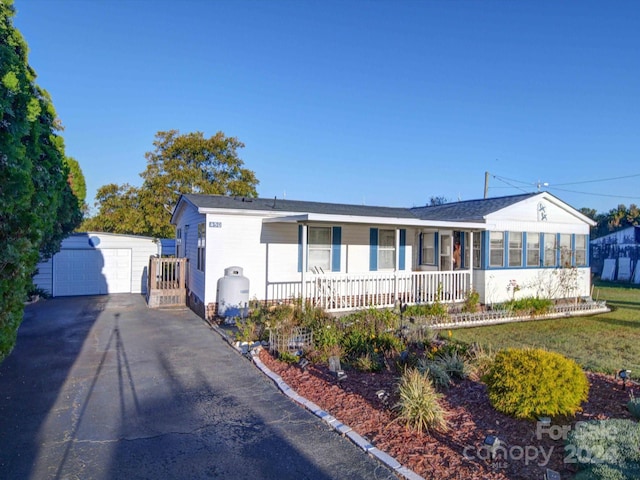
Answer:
526, 232, 540, 267
508, 232, 523, 267
421, 232, 436, 265
378, 229, 396, 269
176, 228, 182, 257
489, 231, 504, 267
197, 223, 205, 271
543, 233, 556, 267
473, 232, 481, 268
559, 234, 572, 267
575, 234, 587, 266
308, 227, 331, 272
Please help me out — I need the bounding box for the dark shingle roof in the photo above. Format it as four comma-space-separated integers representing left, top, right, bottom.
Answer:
409, 193, 539, 222
183, 194, 419, 219
181, 192, 545, 223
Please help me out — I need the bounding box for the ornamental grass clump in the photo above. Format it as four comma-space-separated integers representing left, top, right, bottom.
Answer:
396, 368, 448, 433
483, 347, 589, 420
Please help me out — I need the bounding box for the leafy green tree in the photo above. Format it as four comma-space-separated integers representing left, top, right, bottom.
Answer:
428, 196, 448, 206
64, 156, 87, 210
1, 1, 82, 361
83, 130, 259, 238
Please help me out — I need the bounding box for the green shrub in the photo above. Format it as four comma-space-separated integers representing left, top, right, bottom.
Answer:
395, 368, 448, 433
373, 332, 406, 355
568, 419, 640, 480
234, 318, 258, 343
278, 351, 300, 364
501, 297, 553, 316
405, 302, 448, 319
353, 352, 383, 372
628, 392, 640, 420
342, 329, 370, 359
462, 289, 480, 313
417, 358, 451, 390
435, 351, 467, 380
466, 343, 496, 381
483, 347, 589, 420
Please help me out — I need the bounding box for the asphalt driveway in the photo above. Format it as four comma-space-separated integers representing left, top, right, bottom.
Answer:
0, 294, 397, 480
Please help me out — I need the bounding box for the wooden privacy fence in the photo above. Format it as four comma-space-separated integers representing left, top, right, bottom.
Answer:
147, 257, 187, 308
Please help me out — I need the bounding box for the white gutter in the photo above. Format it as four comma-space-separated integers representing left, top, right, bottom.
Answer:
261, 213, 489, 229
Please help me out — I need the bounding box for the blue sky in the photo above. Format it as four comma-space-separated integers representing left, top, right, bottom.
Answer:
13, 0, 640, 214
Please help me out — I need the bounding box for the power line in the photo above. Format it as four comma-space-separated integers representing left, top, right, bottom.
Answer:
553, 173, 640, 186
547, 186, 640, 201
491, 174, 531, 194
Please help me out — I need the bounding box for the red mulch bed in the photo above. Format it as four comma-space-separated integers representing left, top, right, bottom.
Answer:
258, 349, 634, 479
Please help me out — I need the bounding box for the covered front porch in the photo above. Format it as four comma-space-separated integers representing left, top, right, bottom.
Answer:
266, 269, 472, 312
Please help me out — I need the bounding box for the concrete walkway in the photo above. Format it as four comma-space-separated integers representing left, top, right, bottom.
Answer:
0, 294, 397, 480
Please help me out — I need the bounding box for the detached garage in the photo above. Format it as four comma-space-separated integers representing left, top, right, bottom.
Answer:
34, 232, 165, 297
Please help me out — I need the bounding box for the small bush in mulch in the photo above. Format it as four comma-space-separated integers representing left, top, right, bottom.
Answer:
568, 419, 640, 480
628, 391, 640, 419
483, 347, 589, 420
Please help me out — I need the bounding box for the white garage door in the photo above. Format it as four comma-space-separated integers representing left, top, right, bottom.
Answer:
53, 249, 132, 296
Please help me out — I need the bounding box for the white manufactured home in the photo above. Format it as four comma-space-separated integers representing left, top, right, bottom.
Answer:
170, 192, 595, 319
34, 232, 168, 297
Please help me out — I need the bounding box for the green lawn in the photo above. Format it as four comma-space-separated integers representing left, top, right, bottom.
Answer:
450, 282, 640, 374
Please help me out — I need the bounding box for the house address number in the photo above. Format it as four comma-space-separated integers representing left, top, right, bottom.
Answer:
209, 222, 222, 228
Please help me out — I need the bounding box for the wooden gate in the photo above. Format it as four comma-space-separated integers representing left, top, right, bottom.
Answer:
147, 257, 187, 308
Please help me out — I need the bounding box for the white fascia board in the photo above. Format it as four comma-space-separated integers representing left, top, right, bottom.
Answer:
262, 213, 488, 230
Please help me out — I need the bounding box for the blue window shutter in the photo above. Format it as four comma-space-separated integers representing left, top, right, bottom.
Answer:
418, 233, 423, 265
460, 233, 465, 269
434, 232, 439, 267
399, 229, 406, 270
331, 226, 342, 272
522, 232, 528, 267
571, 234, 576, 267
369, 228, 378, 271
297, 225, 303, 273
481, 231, 489, 270
556, 233, 561, 266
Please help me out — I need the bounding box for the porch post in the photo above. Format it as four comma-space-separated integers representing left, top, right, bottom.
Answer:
394, 228, 400, 301
301, 224, 308, 303
468, 231, 474, 292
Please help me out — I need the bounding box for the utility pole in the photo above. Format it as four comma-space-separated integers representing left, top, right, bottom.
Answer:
484, 171, 489, 198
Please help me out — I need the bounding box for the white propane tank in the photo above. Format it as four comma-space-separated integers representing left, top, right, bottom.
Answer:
216, 266, 249, 318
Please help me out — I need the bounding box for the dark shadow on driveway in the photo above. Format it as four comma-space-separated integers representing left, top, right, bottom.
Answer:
0, 296, 108, 479
1, 295, 396, 480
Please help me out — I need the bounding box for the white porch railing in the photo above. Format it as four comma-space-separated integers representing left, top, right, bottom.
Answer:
266, 270, 471, 313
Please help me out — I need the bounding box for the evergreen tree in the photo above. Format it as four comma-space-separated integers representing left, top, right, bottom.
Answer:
0, 1, 82, 361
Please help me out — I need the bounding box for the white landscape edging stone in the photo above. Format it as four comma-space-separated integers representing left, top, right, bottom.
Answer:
248, 347, 425, 480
